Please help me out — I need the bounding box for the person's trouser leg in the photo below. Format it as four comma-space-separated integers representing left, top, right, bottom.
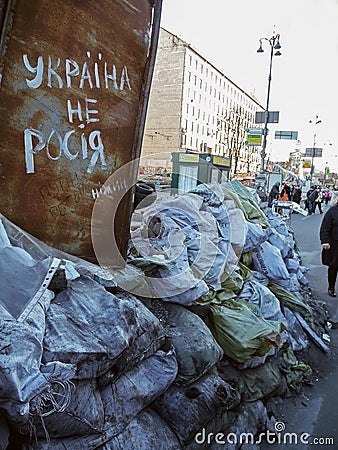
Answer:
328, 266, 337, 295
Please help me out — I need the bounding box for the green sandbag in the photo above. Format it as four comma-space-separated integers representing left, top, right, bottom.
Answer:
220, 268, 244, 294
206, 300, 282, 363
268, 282, 313, 322
225, 180, 269, 228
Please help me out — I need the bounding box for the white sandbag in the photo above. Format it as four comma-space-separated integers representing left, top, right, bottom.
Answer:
243, 221, 270, 253
238, 279, 287, 326
42, 277, 165, 379
100, 349, 177, 436
252, 242, 289, 281
152, 373, 239, 446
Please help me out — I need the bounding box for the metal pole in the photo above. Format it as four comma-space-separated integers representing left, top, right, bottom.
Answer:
260, 42, 274, 175
310, 133, 316, 185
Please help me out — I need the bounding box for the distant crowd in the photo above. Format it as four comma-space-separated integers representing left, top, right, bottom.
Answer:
268, 181, 336, 215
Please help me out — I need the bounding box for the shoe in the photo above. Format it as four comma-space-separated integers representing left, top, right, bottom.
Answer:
328, 289, 337, 297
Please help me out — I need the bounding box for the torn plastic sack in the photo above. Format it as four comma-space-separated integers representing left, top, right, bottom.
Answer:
99, 349, 177, 436
24, 409, 181, 450
152, 372, 239, 446
279, 347, 312, 393
141, 301, 223, 385
42, 277, 165, 379
252, 241, 290, 281
206, 301, 282, 363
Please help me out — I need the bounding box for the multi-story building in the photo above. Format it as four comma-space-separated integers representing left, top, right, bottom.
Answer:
141, 28, 264, 178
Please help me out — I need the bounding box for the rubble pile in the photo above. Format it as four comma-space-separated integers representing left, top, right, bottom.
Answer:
0, 181, 331, 449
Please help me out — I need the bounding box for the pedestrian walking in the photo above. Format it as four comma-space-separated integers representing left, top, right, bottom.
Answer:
320, 191, 338, 297
314, 187, 323, 214
306, 185, 318, 215
292, 185, 302, 204
268, 181, 280, 207
323, 189, 331, 205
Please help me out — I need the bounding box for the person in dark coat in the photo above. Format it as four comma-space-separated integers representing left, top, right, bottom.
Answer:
306, 185, 318, 215
268, 182, 280, 207
292, 185, 302, 204
320, 191, 338, 297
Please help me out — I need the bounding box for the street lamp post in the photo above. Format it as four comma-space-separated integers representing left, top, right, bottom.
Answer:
309, 115, 322, 185
256, 33, 282, 187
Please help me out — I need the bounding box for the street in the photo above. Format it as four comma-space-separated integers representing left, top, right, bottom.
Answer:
262, 205, 338, 449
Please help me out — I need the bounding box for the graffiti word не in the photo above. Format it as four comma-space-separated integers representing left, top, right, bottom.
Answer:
23, 52, 131, 90
67, 98, 99, 128
24, 128, 106, 174
92, 179, 128, 199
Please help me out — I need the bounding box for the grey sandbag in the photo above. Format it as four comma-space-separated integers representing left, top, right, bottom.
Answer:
212, 401, 268, 450
24, 409, 180, 450
145, 301, 223, 385
152, 372, 239, 446
100, 349, 178, 436
16, 379, 104, 438
42, 277, 165, 379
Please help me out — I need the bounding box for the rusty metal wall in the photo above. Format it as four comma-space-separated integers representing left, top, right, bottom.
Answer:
0, 0, 162, 262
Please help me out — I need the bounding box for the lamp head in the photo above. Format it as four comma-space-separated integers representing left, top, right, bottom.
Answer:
274, 36, 281, 49
257, 44, 264, 53
274, 50, 282, 56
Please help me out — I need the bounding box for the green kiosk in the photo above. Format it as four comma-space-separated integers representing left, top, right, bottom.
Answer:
171, 152, 232, 194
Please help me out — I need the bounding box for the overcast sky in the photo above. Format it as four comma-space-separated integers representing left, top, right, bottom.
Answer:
160, 0, 338, 171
